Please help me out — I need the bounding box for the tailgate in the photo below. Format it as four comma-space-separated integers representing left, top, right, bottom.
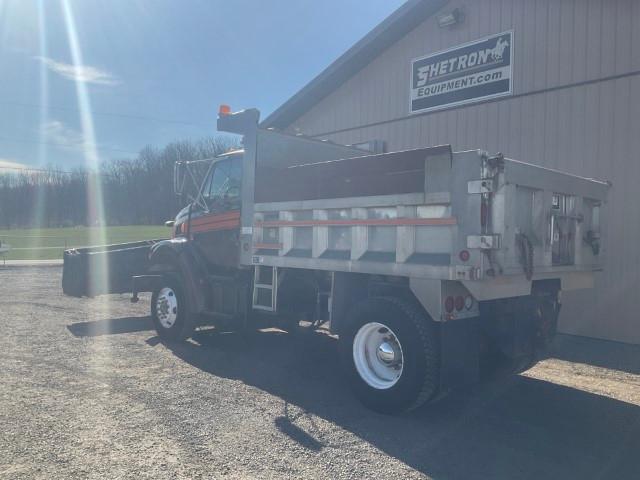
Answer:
490, 156, 609, 276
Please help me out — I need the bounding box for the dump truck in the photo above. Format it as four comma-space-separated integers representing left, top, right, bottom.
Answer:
63, 107, 609, 413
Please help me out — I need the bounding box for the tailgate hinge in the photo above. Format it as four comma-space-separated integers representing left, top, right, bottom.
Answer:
468, 179, 495, 194
467, 234, 501, 250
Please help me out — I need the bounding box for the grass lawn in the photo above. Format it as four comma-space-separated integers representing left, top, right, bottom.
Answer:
0, 225, 170, 260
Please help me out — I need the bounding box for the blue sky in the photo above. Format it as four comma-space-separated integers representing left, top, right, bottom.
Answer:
0, 0, 405, 170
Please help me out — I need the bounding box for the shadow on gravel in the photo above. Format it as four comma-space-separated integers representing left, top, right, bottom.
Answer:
275, 406, 324, 452
552, 334, 640, 375
151, 328, 640, 480
67, 317, 153, 337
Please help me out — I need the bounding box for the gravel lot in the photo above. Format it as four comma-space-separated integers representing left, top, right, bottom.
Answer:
2, 266, 640, 479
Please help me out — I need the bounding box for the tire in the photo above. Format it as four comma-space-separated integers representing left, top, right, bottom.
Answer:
150, 275, 194, 342
340, 297, 440, 414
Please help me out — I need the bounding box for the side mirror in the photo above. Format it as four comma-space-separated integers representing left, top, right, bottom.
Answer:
174, 161, 186, 196
165, 220, 175, 228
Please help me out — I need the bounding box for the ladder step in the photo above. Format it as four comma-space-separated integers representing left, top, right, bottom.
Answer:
252, 266, 278, 311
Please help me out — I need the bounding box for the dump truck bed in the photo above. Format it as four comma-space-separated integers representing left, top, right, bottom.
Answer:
248, 140, 608, 292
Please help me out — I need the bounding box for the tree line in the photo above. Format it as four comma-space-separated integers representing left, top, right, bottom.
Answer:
0, 137, 237, 229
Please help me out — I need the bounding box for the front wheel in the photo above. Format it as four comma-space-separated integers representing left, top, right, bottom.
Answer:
150, 276, 194, 342
340, 297, 440, 414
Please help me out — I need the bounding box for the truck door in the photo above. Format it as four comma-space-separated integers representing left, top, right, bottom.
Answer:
190, 155, 242, 271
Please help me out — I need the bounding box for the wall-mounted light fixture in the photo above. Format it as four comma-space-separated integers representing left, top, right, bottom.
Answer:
437, 8, 464, 28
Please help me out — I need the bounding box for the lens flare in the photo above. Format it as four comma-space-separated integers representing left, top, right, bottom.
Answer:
60, 0, 109, 300
32, 0, 49, 236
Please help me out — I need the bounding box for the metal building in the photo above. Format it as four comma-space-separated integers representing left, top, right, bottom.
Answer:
263, 0, 640, 344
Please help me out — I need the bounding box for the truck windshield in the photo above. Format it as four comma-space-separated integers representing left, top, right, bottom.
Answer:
201, 156, 242, 208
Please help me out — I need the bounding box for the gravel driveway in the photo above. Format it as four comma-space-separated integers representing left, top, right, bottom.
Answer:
2, 266, 640, 479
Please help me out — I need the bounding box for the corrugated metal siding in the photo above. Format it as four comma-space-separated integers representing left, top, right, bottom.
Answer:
285, 0, 640, 344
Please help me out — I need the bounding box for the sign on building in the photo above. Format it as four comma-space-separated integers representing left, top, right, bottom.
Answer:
410, 31, 513, 114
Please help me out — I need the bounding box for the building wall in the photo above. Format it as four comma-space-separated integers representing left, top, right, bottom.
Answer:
286, 0, 640, 344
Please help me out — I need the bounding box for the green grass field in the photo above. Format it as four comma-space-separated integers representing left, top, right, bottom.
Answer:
0, 226, 170, 260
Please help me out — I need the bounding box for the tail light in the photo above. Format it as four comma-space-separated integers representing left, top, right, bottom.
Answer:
444, 296, 455, 313
454, 296, 464, 311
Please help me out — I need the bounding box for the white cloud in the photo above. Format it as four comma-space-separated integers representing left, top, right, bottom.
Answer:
41, 120, 90, 151
36, 56, 120, 86
41, 121, 135, 164
0, 158, 29, 171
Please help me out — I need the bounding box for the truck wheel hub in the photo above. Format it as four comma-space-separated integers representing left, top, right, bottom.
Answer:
376, 341, 397, 364
156, 287, 178, 329
353, 322, 404, 390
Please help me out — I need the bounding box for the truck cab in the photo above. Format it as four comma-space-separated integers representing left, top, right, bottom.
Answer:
172, 151, 244, 270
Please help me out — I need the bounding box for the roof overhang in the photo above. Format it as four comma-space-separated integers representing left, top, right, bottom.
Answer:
261, 0, 448, 130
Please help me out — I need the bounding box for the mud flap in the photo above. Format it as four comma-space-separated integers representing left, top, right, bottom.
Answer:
439, 316, 480, 393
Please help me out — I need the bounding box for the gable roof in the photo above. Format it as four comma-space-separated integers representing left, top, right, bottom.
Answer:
261, 0, 448, 129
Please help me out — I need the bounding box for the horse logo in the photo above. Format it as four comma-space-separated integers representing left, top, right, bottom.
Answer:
490, 37, 510, 61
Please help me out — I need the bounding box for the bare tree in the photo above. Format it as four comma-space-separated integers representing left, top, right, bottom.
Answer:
0, 136, 237, 228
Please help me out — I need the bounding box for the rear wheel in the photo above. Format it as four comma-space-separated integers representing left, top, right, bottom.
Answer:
340, 297, 440, 414
151, 276, 194, 342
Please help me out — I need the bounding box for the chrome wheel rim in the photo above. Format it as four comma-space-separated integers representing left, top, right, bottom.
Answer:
353, 322, 404, 389
156, 287, 178, 329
